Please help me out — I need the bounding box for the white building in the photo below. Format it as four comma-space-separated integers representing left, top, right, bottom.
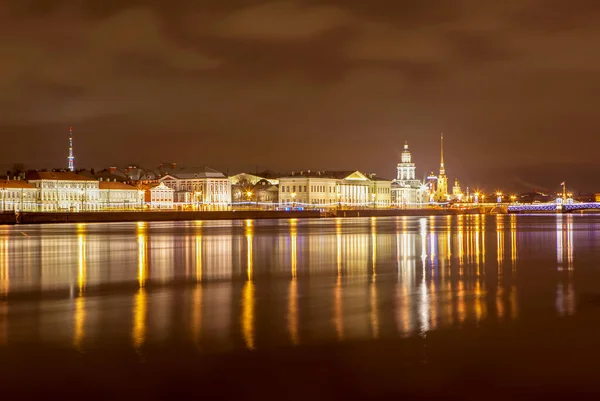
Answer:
391, 142, 428, 207
0, 179, 38, 212
98, 180, 144, 210
279, 171, 391, 208
26, 171, 100, 212
148, 182, 174, 209
159, 166, 231, 209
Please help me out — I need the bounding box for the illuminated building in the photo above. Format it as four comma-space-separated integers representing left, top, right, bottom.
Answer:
391, 142, 428, 207
435, 133, 448, 202
278, 170, 391, 207
148, 182, 174, 209
229, 172, 279, 203
452, 179, 464, 201
0, 179, 38, 212
26, 171, 100, 212
98, 179, 144, 210
159, 166, 231, 208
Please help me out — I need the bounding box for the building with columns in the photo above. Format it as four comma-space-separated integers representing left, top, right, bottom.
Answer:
159, 166, 231, 209
26, 171, 100, 212
98, 180, 144, 210
0, 179, 38, 212
279, 170, 391, 208
391, 142, 428, 207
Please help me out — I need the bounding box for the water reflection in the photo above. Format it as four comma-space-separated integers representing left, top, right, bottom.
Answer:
0, 215, 592, 350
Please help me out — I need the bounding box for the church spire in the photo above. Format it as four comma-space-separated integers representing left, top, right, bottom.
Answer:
439, 133, 445, 175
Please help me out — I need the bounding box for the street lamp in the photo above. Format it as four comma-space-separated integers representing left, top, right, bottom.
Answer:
291, 192, 296, 208
510, 195, 517, 203
474, 192, 480, 204
371, 193, 376, 209
496, 191, 502, 203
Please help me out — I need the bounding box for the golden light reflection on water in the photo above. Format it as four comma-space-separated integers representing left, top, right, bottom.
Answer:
288, 278, 298, 345
0, 236, 8, 297
334, 275, 344, 341
0, 215, 592, 349
192, 284, 202, 345
241, 281, 255, 350
132, 287, 147, 350
137, 222, 148, 288
73, 225, 87, 351
245, 220, 254, 281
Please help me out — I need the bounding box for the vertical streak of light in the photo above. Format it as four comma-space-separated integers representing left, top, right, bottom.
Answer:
137, 223, 148, 288
457, 279, 466, 324
496, 215, 504, 277
556, 215, 564, 271
510, 285, 518, 320
371, 218, 377, 276
474, 280, 484, 325
245, 220, 254, 281
73, 296, 85, 351
195, 236, 202, 282
510, 214, 517, 273
457, 217, 464, 276
291, 219, 297, 278
288, 278, 298, 345
566, 215, 574, 272
370, 278, 379, 339
77, 231, 86, 295
475, 214, 481, 276
496, 282, 504, 320
481, 214, 486, 266
132, 287, 147, 350
1, 237, 9, 297
192, 284, 202, 346
335, 275, 343, 341
73, 227, 86, 351
241, 281, 255, 350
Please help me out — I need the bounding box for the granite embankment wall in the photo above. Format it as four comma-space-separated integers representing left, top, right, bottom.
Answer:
0, 207, 497, 225
331, 208, 485, 217
13, 210, 322, 224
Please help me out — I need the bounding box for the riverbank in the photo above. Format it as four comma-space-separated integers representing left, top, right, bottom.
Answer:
0, 207, 492, 225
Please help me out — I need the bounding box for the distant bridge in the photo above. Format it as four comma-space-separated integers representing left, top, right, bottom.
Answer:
508, 202, 600, 213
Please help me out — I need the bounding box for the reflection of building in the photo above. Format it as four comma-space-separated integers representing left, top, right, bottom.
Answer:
98, 180, 143, 210
278, 170, 391, 207
0, 179, 38, 212
391, 142, 427, 207
26, 171, 100, 212
159, 167, 231, 208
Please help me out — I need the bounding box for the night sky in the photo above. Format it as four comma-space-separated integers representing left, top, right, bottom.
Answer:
1, 1, 599, 192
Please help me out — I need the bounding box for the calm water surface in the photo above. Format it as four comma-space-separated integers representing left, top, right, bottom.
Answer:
2, 215, 600, 398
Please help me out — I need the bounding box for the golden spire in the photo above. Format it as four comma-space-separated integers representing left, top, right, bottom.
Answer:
439, 133, 445, 175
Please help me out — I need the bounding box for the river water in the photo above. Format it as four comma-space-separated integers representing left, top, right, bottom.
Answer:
1, 215, 600, 399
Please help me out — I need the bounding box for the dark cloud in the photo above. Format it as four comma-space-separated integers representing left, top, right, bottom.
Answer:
1, 0, 600, 192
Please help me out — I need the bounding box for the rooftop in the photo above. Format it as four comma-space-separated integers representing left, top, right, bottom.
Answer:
0, 180, 35, 189
26, 171, 98, 182
99, 181, 137, 190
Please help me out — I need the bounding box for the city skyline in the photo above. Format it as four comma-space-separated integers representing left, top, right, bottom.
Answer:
2, 1, 600, 192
